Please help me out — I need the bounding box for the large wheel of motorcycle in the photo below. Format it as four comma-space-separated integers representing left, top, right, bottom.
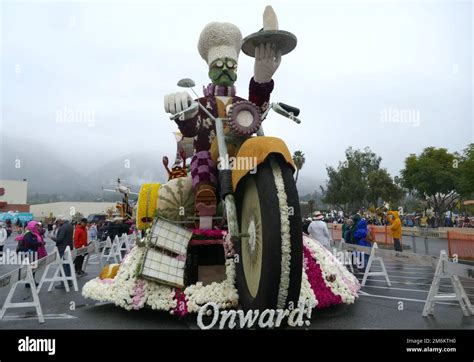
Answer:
235, 154, 303, 311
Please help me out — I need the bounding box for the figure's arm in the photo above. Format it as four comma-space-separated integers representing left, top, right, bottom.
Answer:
251, 42, 280, 110
164, 92, 200, 137
174, 110, 199, 137
249, 77, 274, 109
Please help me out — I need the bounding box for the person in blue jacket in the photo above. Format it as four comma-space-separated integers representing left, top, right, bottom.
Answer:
353, 219, 371, 271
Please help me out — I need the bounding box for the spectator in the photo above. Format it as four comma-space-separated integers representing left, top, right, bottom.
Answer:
50, 215, 74, 289
462, 216, 470, 228
342, 218, 353, 242
105, 217, 130, 241
353, 219, 371, 270
302, 217, 312, 235
5, 219, 12, 237
20, 221, 46, 287
89, 222, 98, 240
73, 218, 88, 277
307, 211, 331, 249
36, 222, 47, 260
388, 211, 403, 252
0, 222, 7, 253
97, 221, 107, 240
347, 214, 361, 244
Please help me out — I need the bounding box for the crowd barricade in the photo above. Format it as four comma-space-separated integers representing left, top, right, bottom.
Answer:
37, 246, 79, 293
0, 251, 59, 324
327, 223, 402, 246
338, 241, 474, 317
329, 224, 343, 241
448, 231, 474, 261
368, 225, 403, 247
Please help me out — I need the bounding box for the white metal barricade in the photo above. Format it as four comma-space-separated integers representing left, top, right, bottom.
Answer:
0, 251, 59, 324
423, 250, 473, 317
340, 241, 474, 317
37, 246, 78, 293
360, 243, 391, 287
119, 234, 131, 256
101, 236, 120, 263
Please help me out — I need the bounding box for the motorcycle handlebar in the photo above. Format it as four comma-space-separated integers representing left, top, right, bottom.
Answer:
278, 102, 300, 117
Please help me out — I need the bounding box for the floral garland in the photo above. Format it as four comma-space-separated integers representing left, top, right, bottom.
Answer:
131, 280, 147, 310
271, 158, 292, 309
183, 258, 239, 313
303, 246, 342, 309
83, 234, 359, 316
146, 283, 176, 312
299, 267, 318, 309
303, 236, 360, 305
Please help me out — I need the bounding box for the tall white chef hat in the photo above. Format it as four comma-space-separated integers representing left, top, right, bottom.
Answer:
198, 22, 242, 66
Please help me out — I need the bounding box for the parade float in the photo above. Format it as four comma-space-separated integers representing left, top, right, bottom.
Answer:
83, 6, 360, 324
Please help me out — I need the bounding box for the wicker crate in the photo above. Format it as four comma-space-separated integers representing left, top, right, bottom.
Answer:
140, 248, 186, 288
148, 218, 193, 256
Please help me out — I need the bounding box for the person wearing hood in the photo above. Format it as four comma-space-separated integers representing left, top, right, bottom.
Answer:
17, 221, 46, 288
346, 214, 361, 244
388, 210, 402, 252
353, 219, 371, 271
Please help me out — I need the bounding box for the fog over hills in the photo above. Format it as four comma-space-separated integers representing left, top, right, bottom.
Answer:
1, 136, 323, 203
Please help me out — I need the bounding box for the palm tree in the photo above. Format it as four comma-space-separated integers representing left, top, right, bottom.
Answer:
292, 150, 306, 183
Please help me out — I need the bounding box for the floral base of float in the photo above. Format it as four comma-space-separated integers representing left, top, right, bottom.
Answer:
82, 234, 360, 322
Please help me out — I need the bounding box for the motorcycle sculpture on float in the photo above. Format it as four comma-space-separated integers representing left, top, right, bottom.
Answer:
82, 5, 361, 320
163, 5, 303, 311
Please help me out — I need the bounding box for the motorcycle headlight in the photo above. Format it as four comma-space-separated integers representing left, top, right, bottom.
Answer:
228, 101, 262, 136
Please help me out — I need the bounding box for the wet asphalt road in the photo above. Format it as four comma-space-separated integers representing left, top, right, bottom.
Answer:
0, 234, 472, 330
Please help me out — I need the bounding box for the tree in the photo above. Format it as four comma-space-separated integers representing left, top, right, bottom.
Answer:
292, 150, 305, 183
400, 147, 464, 222
367, 169, 404, 206
321, 147, 402, 215
307, 199, 315, 214
457, 144, 474, 197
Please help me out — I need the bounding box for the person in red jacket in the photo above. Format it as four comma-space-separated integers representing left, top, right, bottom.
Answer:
73, 218, 88, 276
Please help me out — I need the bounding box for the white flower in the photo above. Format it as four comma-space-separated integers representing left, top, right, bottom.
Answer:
303, 236, 360, 304
271, 158, 292, 309
184, 259, 238, 313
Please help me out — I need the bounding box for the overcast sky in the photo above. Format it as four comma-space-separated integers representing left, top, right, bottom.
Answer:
1, 0, 472, 193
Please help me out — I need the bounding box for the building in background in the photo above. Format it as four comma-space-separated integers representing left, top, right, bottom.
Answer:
30, 201, 117, 220
0, 179, 30, 212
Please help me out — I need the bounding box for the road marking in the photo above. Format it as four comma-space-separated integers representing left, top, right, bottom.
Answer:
355, 273, 474, 282
2, 313, 77, 321
362, 284, 474, 297
360, 269, 434, 275
380, 264, 435, 270
357, 278, 474, 289
359, 292, 459, 306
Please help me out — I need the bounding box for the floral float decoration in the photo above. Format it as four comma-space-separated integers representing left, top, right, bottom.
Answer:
82, 234, 360, 318
83, 5, 361, 324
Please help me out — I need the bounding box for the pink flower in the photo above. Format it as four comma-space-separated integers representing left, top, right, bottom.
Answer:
303, 246, 342, 309
132, 280, 146, 310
